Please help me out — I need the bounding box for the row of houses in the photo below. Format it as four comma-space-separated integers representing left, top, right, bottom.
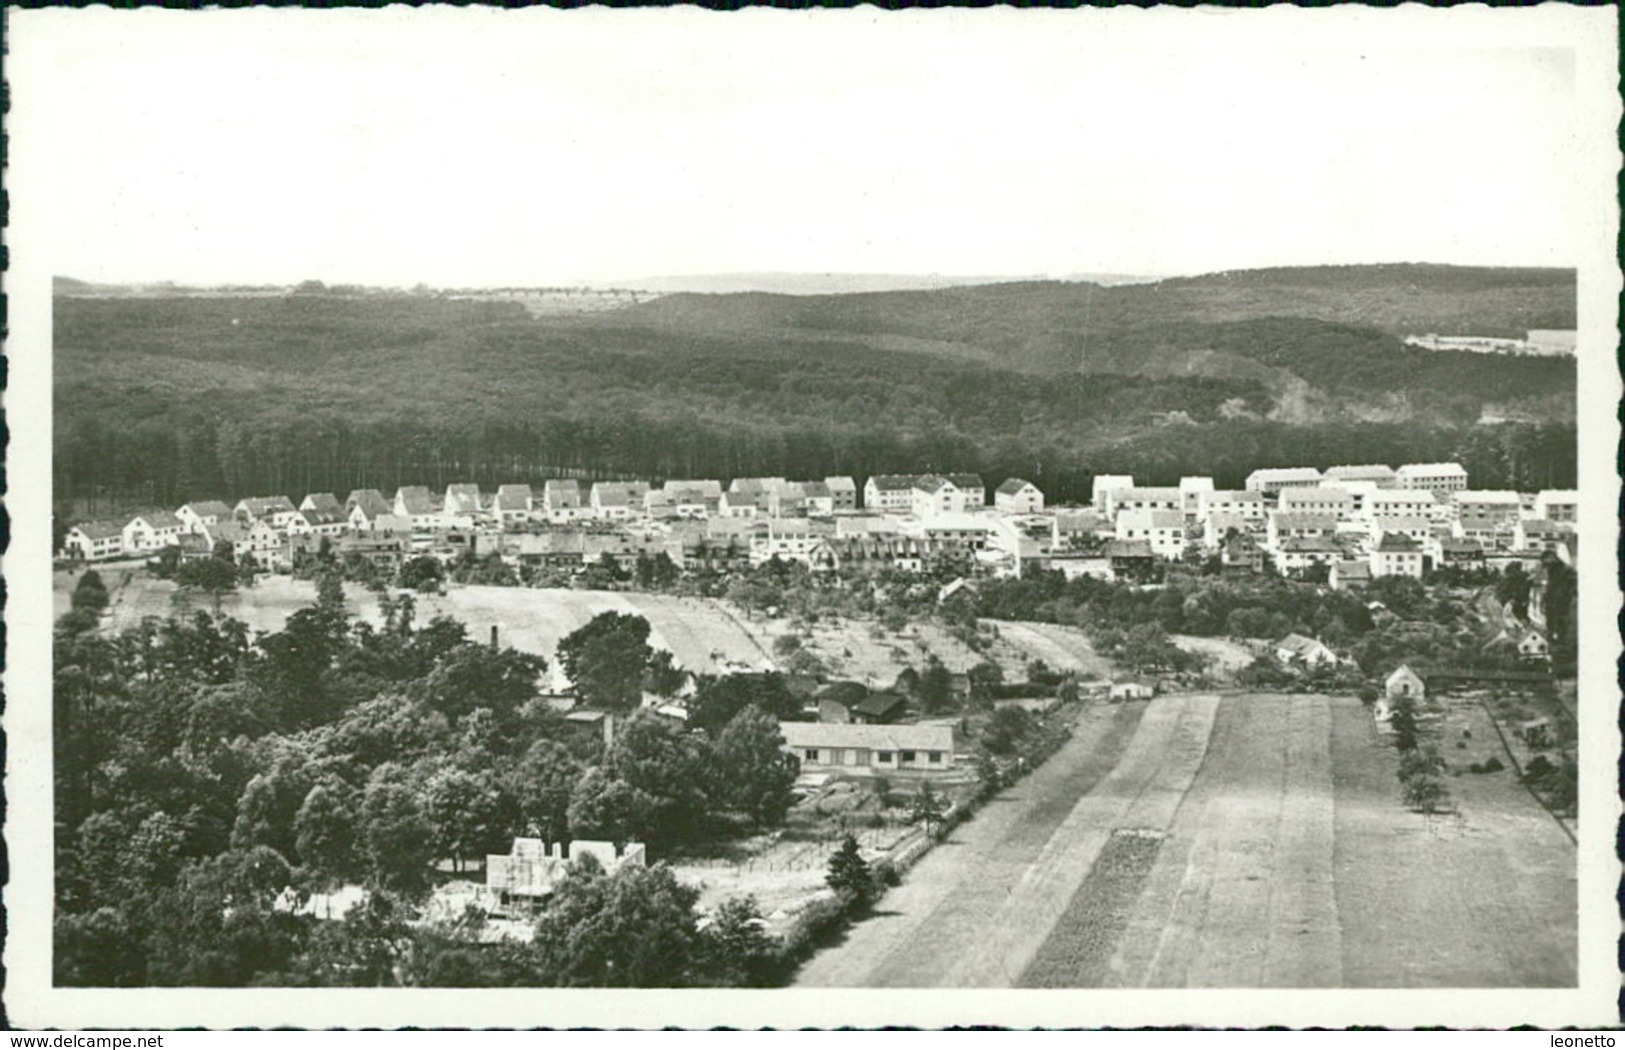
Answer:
59, 474, 1053, 563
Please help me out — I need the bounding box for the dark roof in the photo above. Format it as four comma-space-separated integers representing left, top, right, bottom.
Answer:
303, 493, 343, 514
299, 509, 347, 527
997, 478, 1035, 496
182, 500, 234, 517
239, 495, 296, 514
396, 486, 436, 514
1374, 534, 1421, 552
912, 474, 951, 494
853, 691, 908, 718
1105, 539, 1153, 559
816, 681, 870, 706
945, 473, 984, 490
868, 474, 918, 492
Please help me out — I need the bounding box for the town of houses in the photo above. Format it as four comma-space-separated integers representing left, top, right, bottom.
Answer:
62, 463, 1579, 592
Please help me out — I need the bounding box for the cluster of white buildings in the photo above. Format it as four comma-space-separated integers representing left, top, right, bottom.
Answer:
57, 465, 1576, 588
1065, 464, 1578, 588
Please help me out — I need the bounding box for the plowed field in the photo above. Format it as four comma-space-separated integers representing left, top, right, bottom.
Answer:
797, 692, 1576, 988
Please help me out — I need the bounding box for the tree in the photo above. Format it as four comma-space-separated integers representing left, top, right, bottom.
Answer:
294, 780, 362, 888
825, 835, 875, 907
908, 781, 948, 835
642, 649, 688, 698
555, 612, 654, 711
530, 858, 704, 987
421, 765, 516, 872
397, 556, 445, 594
1388, 695, 1421, 753
359, 772, 435, 896
70, 569, 110, 615
175, 557, 238, 602
982, 706, 1034, 756
415, 642, 545, 729
507, 739, 579, 844
603, 710, 710, 842
916, 657, 953, 715
712, 706, 799, 828
687, 673, 797, 736
566, 768, 649, 848
698, 895, 778, 987
1401, 771, 1448, 813
315, 572, 348, 617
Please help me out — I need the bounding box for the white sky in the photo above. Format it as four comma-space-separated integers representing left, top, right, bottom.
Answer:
8, 7, 1594, 286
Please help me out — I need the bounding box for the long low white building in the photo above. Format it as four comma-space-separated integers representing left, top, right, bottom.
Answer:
780, 721, 955, 772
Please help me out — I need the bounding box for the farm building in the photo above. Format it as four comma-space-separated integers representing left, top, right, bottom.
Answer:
1274, 633, 1337, 668
779, 721, 955, 772
1109, 680, 1156, 700
486, 838, 646, 908
1384, 664, 1426, 704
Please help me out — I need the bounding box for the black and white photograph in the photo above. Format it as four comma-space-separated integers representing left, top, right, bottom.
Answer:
6, 4, 1619, 1031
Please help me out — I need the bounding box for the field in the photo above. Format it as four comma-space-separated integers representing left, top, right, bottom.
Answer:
796, 691, 1576, 988
55, 571, 771, 675
53, 571, 1110, 687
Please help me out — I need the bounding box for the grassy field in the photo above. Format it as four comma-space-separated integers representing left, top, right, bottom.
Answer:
796, 691, 1576, 988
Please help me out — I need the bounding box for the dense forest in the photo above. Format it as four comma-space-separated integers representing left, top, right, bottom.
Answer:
54, 265, 1577, 515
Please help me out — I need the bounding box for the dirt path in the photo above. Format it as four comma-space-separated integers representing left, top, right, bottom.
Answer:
791, 699, 1147, 987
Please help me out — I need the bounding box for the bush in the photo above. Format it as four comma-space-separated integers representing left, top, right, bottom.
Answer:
1467, 756, 1504, 774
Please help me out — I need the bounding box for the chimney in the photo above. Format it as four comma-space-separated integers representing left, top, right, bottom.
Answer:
490, 625, 499, 651
603, 712, 615, 751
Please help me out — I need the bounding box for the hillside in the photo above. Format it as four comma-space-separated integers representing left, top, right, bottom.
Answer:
52, 264, 1576, 514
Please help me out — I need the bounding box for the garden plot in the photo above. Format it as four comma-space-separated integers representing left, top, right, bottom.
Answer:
985, 620, 1115, 680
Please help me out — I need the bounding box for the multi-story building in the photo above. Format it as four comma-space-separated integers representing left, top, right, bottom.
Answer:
1090, 474, 1135, 511
1533, 489, 1578, 524
1396, 462, 1468, 493
864, 474, 918, 513
1277, 486, 1355, 520
1115, 509, 1186, 560
1245, 467, 1323, 494
995, 478, 1045, 515
1369, 533, 1425, 578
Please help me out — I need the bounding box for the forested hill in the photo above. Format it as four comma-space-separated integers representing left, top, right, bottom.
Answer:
611, 263, 1577, 376
53, 265, 1576, 514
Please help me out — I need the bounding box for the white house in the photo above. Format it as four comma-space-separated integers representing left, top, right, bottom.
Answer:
1244, 467, 1323, 494
394, 487, 441, 531
1104, 487, 1183, 518
1369, 533, 1424, 578
442, 484, 483, 528
123, 511, 187, 553
1514, 518, 1569, 554
946, 473, 986, 508
1377, 665, 1427, 719
286, 508, 348, 539
1272, 536, 1341, 575
590, 481, 650, 521
797, 480, 836, 517
235, 496, 299, 528
1266, 512, 1336, 549
541, 479, 584, 521
1278, 486, 1356, 520
1533, 490, 1578, 524
995, 478, 1045, 514
1109, 680, 1156, 700
493, 484, 535, 528
1323, 464, 1398, 487
779, 720, 955, 772
1116, 509, 1186, 560
864, 474, 918, 512
1396, 462, 1468, 493
62, 521, 125, 561
1365, 488, 1438, 521
824, 476, 858, 512
486, 838, 647, 906
1090, 474, 1135, 511
1198, 490, 1266, 524
300, 493, 345, 516
1177, 476, 1215, 513
176, 500, 234, 533
911, 475, 966, 518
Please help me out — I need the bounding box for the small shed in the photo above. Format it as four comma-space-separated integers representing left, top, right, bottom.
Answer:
1109, 680, 1156, 700
1376, 664, 1426, 721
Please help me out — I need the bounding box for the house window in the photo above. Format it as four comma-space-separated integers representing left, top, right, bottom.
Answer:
877, 751, 894, 763
900, 750, 917, 763
928, 752, 942, 764
804, 749, 820, 762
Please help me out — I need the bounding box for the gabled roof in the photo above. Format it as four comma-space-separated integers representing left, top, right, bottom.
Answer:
997, 478, 1036, 496
912, 474, 953, 494
1276, 633, 1330, 656
298, 509, 347, 527
1324, 464, 1397, 481
347, 490, 391, 517
1105, 539, 1153, 559
1374, 533, 1421, 552
1247, 467, 1323, 483
798, 480, 832, 499
853, 691, 908, 718
71, 521, 124, 540
181, 500, 234, 518
945, 473, 984, 490
1113, 487, 1182, 502
445, 484, 482, 513
824, 476, 857, 492
867, 474, 918, 492
1279, 536, 1340, 553
395, 486, 436, 515
132, 510, 184, 529
663, 479, 723, 498
495, 484, 533, 511
1397, 462, 1468, 477
1332, 559, 1371, 580
543, 479, 582, 502
1279, 486, 1353, 505
238, 495, 297, 514
1519, 518, 1566, 535
302, 493, 344, 514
